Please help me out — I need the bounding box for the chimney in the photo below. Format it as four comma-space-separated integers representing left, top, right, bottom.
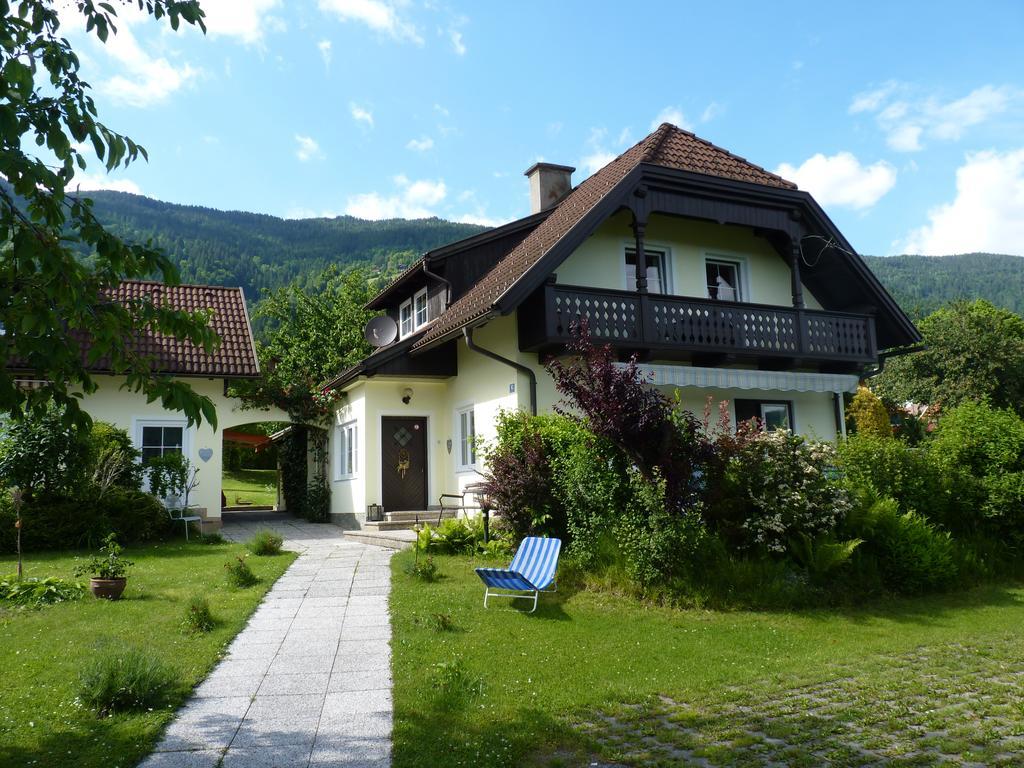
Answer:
524, 162, 574, 214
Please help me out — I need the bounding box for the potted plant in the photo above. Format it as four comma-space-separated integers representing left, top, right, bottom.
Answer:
76, 533, 133, 600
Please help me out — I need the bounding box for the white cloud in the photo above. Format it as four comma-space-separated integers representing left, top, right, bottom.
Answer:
701, 102, 724, 123
581, 150, 616, 176
345, 175, 447, 219
579, 126, 635, 176
294, 134, 323, 162
449, 28, 466, 55
775, 151, 896, 210
849, 82, 1016, 152
433, 103, 450, 117
70, 172, 142, 194
406, 136, 434, 152
92, 18, 197, 108
651, 106, 692, 131
349, 102, 374, 128
318, 39, 332, 68
199, 0, 283, 44
317, 0, 422, 44
901, 148, 1024, 256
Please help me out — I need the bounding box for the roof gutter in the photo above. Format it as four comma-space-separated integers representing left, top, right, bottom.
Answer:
462, 326, 536, 416
862, 344, 926, 380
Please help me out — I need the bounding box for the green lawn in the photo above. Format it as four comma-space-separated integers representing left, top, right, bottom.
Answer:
222, 468, 278, 507
0, 541, 296, 768
390, 550, 1024, 767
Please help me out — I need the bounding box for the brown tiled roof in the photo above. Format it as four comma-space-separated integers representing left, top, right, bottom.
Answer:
11, 281, 260, 379
412, 123, 796, 350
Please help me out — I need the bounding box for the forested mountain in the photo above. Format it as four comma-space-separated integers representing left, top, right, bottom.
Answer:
77, 191, 1024, 320
84, 190, 485, 300
862, 253, 1024, 319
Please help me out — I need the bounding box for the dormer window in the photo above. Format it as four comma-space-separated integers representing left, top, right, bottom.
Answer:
414, 288, 428, 327
399, 288, 430, 339
399, 300, 413, 337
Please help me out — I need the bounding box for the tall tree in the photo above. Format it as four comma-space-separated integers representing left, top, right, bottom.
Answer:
0, 0, 218, 428
872, 299, 1024, 415
240, 265, 388, 421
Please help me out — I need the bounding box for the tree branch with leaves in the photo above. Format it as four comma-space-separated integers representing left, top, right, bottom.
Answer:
0, 0, 219, 428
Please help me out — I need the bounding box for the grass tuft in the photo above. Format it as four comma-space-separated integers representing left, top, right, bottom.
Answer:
246, 529, 284, 556
78, 642, 177, 718
180, 595, 216, 634
224, 555, 259, 588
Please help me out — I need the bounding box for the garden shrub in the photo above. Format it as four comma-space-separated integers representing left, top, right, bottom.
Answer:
479, 413, 555, 542
836, 434, 947, 523
928, 400, 1024, 536
430, 517, 478, 554
78, 642, 177, 717
847, 386, 892, 438
846, 494, 957, 594
709, 429, 850, 554
246, 529, 284, 556
614, 467, 706, 588
0, 405, 92, 499
0, 488, 172, 553
224, 556, 259, 588
86, 422, 143, 494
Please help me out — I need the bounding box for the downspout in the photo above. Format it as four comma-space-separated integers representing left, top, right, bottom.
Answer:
422, 259, 452, 309
463, 326, 537, 416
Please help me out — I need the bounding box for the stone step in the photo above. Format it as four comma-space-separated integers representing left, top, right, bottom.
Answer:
343, 529, 415, 550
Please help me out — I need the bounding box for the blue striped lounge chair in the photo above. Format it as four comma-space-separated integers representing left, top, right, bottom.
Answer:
475, 536, 562, 613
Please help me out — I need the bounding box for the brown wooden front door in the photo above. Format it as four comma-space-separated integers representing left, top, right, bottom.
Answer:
381, 416, 428, 511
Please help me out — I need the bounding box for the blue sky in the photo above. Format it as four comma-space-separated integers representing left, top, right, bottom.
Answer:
64, 0, 1024, 256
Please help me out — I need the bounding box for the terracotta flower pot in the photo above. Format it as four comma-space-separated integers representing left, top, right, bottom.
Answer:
89, 577, 127, 600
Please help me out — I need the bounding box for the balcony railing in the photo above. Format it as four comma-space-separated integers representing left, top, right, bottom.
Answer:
519, 283, 877, 364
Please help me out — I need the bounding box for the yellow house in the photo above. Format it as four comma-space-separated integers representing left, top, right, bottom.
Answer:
324, 123, 920, 531
17, 281, 283, 529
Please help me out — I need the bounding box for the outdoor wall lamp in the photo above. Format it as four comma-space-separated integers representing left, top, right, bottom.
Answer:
402, 387, 413, 404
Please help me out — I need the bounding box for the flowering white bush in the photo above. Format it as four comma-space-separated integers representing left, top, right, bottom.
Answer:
722, 430, 850, 553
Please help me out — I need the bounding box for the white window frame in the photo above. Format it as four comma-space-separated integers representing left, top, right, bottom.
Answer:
455, 405, 477, 472
335, 421, 358, 481
623, 244, 672, 295
413, 287, 429, 329
132, 417, 192, 507
760, 403, 792, 432
704, 252, 750, 303
399, 299, 413, 338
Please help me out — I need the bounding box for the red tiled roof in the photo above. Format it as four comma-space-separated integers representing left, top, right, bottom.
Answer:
412, 123, 795, 350
11, 281, 260, 379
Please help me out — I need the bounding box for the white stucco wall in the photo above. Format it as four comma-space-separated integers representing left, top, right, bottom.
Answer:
82, 375, 284, 521
557, 211, 824, 309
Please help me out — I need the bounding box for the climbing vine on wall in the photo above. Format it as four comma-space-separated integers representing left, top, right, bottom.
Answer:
306, 429, 330, 523
279, 426, 308, 519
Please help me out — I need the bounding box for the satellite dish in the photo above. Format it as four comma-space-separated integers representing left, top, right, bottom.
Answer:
364, 315, 398, 348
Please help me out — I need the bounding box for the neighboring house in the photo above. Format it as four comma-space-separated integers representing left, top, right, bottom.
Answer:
11, 281, 279, 529
323, 123, 920, 529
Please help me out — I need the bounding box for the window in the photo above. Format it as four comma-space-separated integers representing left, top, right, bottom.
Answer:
335, 421, 357, 480
624, 247, 668, 294
457, 406, 476, 470
414, 288, 428, 328
735, 399, 793, 432
136, 419, 188, 507
706, 258, 742, 301
399, 300, 413, 338
140, 424, 184, 461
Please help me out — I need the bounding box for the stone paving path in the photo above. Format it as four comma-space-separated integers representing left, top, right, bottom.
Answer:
140, 516, 395, 768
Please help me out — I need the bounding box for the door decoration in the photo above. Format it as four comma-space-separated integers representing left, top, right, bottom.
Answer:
396, 448, 411, 478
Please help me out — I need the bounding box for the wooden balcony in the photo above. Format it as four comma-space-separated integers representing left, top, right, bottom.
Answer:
518, 282, 878, 365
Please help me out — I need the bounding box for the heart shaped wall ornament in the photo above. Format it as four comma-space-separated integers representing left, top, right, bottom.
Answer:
198, 447, 213, 463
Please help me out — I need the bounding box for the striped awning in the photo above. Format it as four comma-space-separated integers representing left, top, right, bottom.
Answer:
623, 364, 860, 394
